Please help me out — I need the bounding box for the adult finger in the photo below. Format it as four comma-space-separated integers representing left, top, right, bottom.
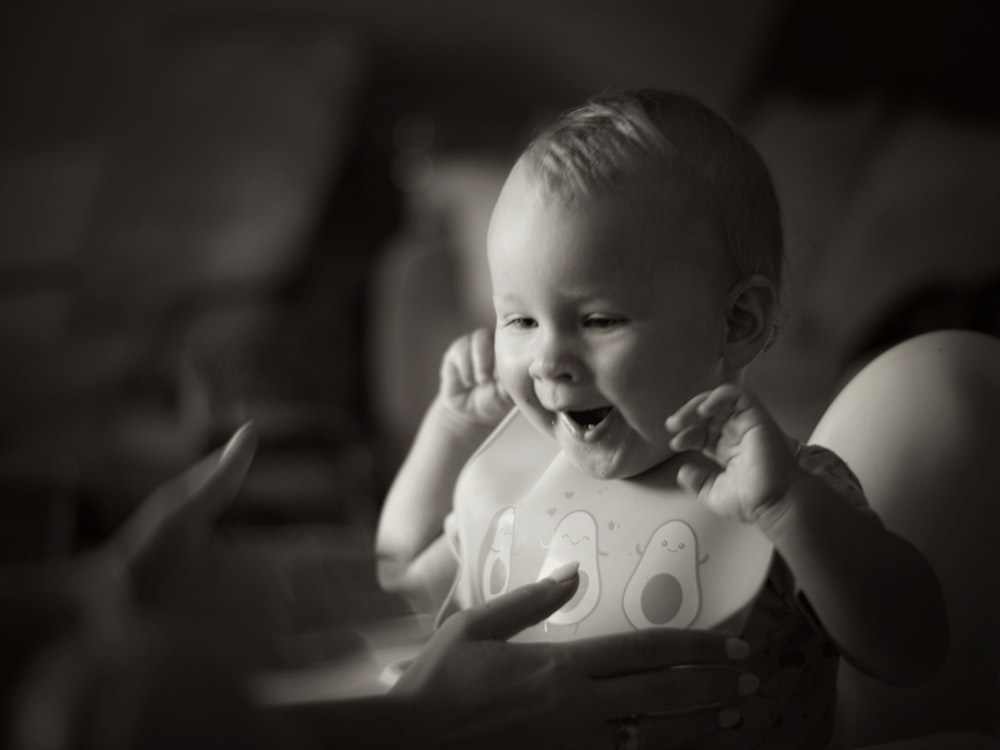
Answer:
461, 564, 580, 641
567, 627, 748, 678
634, 704, 745, 750
595, 664, 755, 719
111, 423, 258, 566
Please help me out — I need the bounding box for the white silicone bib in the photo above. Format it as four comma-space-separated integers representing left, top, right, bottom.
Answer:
452, 410, 774, 641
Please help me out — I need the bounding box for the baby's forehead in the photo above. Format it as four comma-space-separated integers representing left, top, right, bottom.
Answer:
554, 171, 729, 271
491, 158, 731, 277
526, 155, 716, 227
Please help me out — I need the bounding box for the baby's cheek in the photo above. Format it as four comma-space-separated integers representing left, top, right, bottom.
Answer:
612, 371, 679, 427
494, 349, 524, 391
494, 363, 518, 398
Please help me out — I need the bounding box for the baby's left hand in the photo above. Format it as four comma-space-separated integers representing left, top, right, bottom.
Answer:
666, 384, 798, 524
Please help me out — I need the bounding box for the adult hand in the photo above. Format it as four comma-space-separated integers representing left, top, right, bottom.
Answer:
392, 566, 755, 750
112, 422, 259, 603
112, 422, 408, 667
2, 423, 406, 671
0, 424, 263, 749
0, 424, 259, 645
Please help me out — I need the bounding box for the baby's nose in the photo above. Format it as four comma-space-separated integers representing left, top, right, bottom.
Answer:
528, 336, 581, 383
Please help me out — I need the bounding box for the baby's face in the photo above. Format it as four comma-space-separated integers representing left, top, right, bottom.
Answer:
488, 163, 734, 479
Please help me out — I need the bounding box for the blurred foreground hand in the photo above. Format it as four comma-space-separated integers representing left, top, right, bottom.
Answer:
1, 423, 412, 750
2, 423, 409, 672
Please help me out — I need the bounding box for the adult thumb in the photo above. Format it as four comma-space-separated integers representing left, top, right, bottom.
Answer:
464, 562, 579, 641
112, 423, 258, 567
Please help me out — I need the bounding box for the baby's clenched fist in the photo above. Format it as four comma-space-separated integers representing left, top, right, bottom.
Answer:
438, 328, 514, 431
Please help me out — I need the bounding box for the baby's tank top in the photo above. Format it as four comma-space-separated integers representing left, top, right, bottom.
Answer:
446, 409, 774, 641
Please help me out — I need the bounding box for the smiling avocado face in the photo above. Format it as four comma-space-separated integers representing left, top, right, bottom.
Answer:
623, 520, 701, 629
479, 506, 516, 602
536, 510, 601, 626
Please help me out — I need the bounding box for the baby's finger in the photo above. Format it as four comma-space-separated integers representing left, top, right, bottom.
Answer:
439, 355, 460, 396
676, 460, 719, 501
441, 335, 474, 390
668, 424, 710, 454
469, 328, 495, 384
665, 391, 713, 433
695, 384, 751, 420
454, 335, 476, 387
494, 379, 513, 406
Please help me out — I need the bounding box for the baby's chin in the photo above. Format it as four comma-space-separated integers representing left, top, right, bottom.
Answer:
561, 441, 678, 481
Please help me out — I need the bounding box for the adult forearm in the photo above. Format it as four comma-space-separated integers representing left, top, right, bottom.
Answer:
755, 469, 948, 685
267, 695, 445, 750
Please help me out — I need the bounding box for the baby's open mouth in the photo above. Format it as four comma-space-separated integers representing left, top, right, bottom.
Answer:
565, 407, 614, 430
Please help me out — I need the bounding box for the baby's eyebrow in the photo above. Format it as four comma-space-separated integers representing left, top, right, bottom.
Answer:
492, 293, 525, 304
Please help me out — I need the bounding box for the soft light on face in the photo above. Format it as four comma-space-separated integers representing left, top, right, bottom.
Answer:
487, 161, 735, 479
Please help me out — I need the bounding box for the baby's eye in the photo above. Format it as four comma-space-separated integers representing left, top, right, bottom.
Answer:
583, 315, 624, 329
679, 542, 685, 549
503, 316, 537, 330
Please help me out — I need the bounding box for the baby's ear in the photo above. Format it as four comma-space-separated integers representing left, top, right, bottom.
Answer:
722, 275, 777, 368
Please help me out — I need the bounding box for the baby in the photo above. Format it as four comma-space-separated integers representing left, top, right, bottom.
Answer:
376, 90, 946, 748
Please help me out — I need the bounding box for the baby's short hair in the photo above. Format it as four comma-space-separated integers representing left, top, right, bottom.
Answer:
521, 89, 784, 303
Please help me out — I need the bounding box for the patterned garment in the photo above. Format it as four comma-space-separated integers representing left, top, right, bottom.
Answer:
701, 444, 877, 750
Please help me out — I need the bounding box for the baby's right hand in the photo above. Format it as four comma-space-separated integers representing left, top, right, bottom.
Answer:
437, 328, 513, 430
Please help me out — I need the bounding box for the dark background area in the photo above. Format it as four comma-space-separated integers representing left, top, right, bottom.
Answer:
1, 0, 998, 559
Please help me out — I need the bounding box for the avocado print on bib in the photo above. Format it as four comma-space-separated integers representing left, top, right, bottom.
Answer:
536, 510, 605, 629
623, 520, 706, 629
478, 506, 517, 602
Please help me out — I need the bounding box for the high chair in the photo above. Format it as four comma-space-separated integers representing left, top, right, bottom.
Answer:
809, 330, 1000, 749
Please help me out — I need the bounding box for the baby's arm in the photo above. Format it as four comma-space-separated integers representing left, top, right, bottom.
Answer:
667, 384, 948, 686
376, 328, 513, 610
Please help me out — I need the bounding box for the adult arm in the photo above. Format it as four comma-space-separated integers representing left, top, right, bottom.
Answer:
274, 569, 756, 750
